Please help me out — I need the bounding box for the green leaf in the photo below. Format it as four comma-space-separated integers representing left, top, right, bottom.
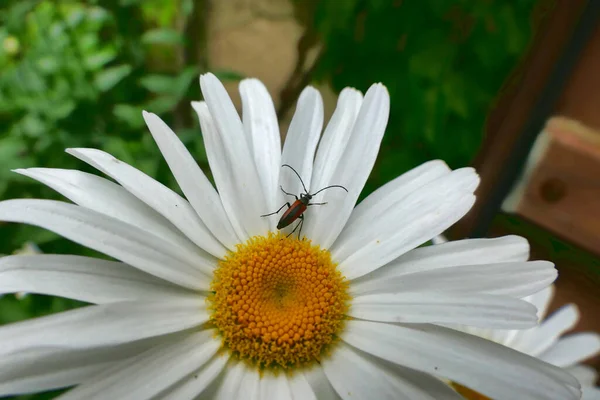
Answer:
87, 6, 110, 24
20, 114, 46, 137
65, 7, 85, 28
35, 56, 60, 74
10, 226, 58, 248
213, 69, 245, 82
46, 99, 76, 120
84, 48, 117, 70
182, 0, 194, 17
0, 296, 32, 324
144, 95, 179, 114
141, 28, 183, 45
113, 104, 145, 129
78, 32, 99, 52
178, 127, 207, 163
139, 74, 177, 95
119, 0, 144, 6
314, 0, 359, 36
140, 67, 198, 99
102, 136, 137, 165
4, 0, 37, 32
0, 136, 35, 171
173, 66, 199, 96
93, 64, 132, 92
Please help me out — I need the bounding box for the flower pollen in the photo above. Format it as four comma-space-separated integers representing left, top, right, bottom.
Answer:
208, 232, 350, 370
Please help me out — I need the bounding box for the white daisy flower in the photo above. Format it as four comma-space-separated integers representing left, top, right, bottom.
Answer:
454, 284, 600, 400
0, 73, 580, 399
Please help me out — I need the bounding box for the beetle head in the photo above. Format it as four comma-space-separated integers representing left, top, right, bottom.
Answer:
300, 192, 312, 202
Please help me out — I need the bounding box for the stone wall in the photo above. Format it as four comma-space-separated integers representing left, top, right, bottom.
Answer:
207, 0, 337, 136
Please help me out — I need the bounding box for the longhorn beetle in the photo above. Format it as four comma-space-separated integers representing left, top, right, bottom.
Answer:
260, 164, 348, 239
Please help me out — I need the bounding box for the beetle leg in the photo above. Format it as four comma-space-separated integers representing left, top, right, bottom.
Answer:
280, 185, 299, 200
260, 202, 291, 217
286, 214, 304, 239
308, 202, 327, 206
297, 214, 305, 239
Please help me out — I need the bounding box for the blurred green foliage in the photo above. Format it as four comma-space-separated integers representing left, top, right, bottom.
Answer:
0, 0, 232, 255
0, 0, 540, 397
307, 0, 541, 195
0, 2, 226, 397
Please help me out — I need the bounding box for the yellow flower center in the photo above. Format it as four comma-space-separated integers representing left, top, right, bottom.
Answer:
450, 382, 492, 400
208, 233, 350, 370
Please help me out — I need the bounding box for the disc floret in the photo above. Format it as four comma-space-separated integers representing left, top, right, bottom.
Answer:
208, 233, 350, 370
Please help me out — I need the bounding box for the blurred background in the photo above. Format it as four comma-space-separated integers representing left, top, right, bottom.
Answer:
1, 0, 599, 398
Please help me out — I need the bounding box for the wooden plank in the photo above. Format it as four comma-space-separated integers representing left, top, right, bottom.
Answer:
556, 15, 600, 130
451, 0, 587, 238
505, 117, 600, 255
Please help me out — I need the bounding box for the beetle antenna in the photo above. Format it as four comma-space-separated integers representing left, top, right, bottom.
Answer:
311, 185, 348, 196
282, 164, 309, 194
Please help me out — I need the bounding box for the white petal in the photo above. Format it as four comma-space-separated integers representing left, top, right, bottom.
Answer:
0, 199, 212, 290
258, 372, 293, 400
510, 304, 580, 356
212, 359, 246, 400
567, 365, 599, 387
59, 329, 219, 399
385, 365, 465, 400
349, 293, 538, 329
341, 160, 451, 235
333, 169, 478, 280
235, 368, 260, 400
239, 79, 282, 221
524, 285, 555, 320
302, 88, 363, 243
350, 195, 476, 281
583, 386, 600, 400
193, 100, 245, 240
310, 88, 363, 193
156, 354, 229, 400
1, 358, 103, 396
288, 371, 317, 400
322, 341, 460, 400
0, 299, 206, 355
66, 148, 225, 258
333, 167, 478, 265
193, 103, 268, 241
538, 333, 600, 367
199, 73, 268, 238
342, 320, 580, 400
454, 325, 519, 348
350, 260, 556, 298
0, 254, 192, 304
142, 111, 238, 251
0, 335, 163, 396
304, 84, 389, 248
280, 86, 324, 196
303, 365, 341, 400
14, 168, 194, 252
371, 235, 530, 278
431, 235, 447, 244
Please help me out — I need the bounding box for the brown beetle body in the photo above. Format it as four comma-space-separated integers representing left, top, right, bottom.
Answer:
277, 197, 309, 230
261, 165, 347, 239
